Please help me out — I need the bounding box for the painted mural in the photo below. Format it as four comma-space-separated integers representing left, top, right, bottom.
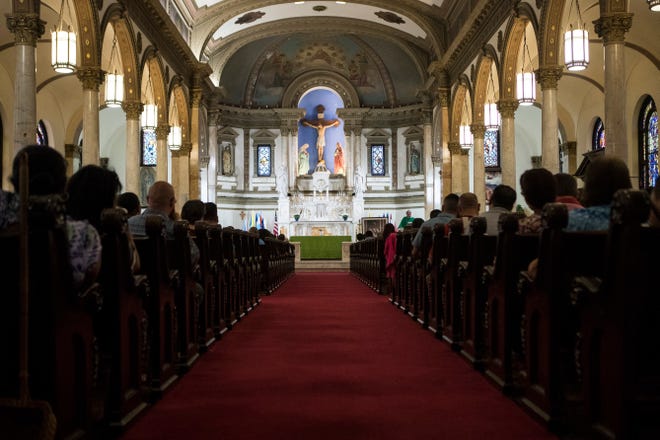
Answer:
253, 35, 387, 107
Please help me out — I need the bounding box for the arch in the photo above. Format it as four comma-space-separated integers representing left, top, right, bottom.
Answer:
538, 0, 565, 67
168, 76, 190, 144
473, 54, 499, 124
500, 5, 540, 101
140, 48, 168, 126
101, 5, 140, 105
282, 70, 361, 109
72, 0, 101, 67
451, 77, 473, 143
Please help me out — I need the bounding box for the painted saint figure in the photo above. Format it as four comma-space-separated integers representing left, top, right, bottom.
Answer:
300, 104, 340, 166
222, 145, 233, 176
334, 142, 345, 175
298, 144, 310, 176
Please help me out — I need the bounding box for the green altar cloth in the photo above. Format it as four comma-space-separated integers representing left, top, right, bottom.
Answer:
290, 235, 351, 260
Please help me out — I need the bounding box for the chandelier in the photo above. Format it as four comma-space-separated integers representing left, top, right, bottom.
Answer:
517, 27, 536, 106
105, 37, 124, 107
484, 69, 500, 130
51, 0, 77, 73
168, 96, 182, 151
564, 0, 589, 71
141, 67, 158, 129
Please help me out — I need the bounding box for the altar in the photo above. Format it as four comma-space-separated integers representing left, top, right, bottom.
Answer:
289, 220, 353, 237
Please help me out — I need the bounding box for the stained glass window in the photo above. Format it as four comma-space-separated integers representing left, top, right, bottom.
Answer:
257, 144, 271, 177
484, 129, 500, 168
36, 120, 48, 146
592, 118, 606, 150
141, 128, 157, 166
370, 144, 385, 176
639, 96, 658, 189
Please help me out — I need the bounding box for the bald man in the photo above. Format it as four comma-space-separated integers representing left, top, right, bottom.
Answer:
128, 181, 177, 237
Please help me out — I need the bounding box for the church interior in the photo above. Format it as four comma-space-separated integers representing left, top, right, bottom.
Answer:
0, 0, 659, 439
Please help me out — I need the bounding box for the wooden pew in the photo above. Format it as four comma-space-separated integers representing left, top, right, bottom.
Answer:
413, 227, 433, 326
429, 224, 449, 336
221, 227, 240, 327
440, 219, 469, 350
0, 196, 100, 438
194, 221, 217, 352
517, 203, 607, 429
572, 190, 660, 439
208, 225, 229, 336
133, 216, 178, 401
96, 209, 149, 431
483, 214, 538, 393
459, 217, 497, 369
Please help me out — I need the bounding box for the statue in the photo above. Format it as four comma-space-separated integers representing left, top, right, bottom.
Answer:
298, 144, 310, 176
334, 142, 345, 175
354, 165, 366, 198
300, 104, 340, 166
276, 164, 288, 199
222, 145, 233, 175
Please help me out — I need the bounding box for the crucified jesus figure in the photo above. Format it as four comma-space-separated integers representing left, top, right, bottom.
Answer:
300, 105, 340, 165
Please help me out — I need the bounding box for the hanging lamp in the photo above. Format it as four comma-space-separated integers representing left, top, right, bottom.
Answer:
484, 70, 501, 130
168, 96, 182, 151
51, 0, 77, 73
517, 27, 536, 106
648, 1, 660, 12
564, 0, 589, 71
459, 97, 473, 149
141, 68, 158, 129
105, 37, 124, 107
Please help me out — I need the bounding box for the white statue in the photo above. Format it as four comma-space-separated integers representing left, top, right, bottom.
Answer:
354, 165, 366, 198
276, 164, 288, 199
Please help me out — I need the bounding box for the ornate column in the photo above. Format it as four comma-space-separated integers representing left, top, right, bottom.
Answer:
178, 142, 191, 203
448, 142, 463, 194
155, 124, 170, 182
243, 128, 250, 191
207, 110, 219, 203
122, 101, 142, 195
537, 66, 563, 173
594, 13, 633, 162
563, 141, 578, 174
77, 67, 104, 165
391, 127, 398, 190
470, 124, 486, 204
438, 88, 452, 198
189, 78, 203, 200
497, 99, 519, 188
423, 107, 434, 216
432, 155, 442, 208
7, 13, 45, 153
280, 127, 290, 189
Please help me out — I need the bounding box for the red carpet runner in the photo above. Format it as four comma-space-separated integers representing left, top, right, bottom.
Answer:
123, 273, 555, 439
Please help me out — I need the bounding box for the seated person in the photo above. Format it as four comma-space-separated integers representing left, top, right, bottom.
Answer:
518, 168, 556, 234
203, 202, 219, 225
411, 193, 458, 256
181, 199, 205, 232
554, 173, 583, 211
9, 145, 102, 290
117, 192, 141, 217
567, 157, 632, 231
480, 185, 516, 236
451, 192, 480, 234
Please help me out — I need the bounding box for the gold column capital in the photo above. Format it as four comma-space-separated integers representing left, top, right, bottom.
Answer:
438, 88, 450, 108
594, 13, 633, 44
122, 101, 143, 120
155, 124, 170, 140
536, 66, 563, 90
470, 123, 486, 139
6, 13, 45, 46
448, 141, 462, 155
179, 142, 192, 155
77, 66, 105, 91
497, 99, 519, 118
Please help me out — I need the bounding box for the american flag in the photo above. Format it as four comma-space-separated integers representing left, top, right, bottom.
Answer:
272, 212, 278, 236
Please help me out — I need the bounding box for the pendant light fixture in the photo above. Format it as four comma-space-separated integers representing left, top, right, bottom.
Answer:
648, 1, 660, 12
459, 96, 473, 150
105, 37, 124, 108
517, 26, 536, 106
141, 68, 158, 129
51, 0, 77, 73
484, 69, 501, 130
168, 96, 182, 151
564, 0, 589, 71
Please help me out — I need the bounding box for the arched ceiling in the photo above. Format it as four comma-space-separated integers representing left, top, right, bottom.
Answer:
177, 0, 452, 107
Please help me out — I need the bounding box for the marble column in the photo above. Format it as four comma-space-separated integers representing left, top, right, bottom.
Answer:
78, 67, 104, 165
497, 99, 519, 189
207, 111, 218, 203
7, 14, 45, 153
460, 147, 470, 192
189, 86, 202, 200
448, 142, 463, 194
432, 155, 442, 208
155, 124, 170, 182
122, 101, 142, 195
537, 66, 563, 173
391, 127, 398, 190
564, 141, 577, 174
178, 142, 191, 203
280, 127, 290, 191
243, 128, 250, 191
470, 124, 486, 204
438, 89, 452, 200
594, 13, 633, 162
423, 116, 433, 216
65, 143, 80, 177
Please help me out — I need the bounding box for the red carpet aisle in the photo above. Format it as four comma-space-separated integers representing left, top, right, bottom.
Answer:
123, 273, 555, 440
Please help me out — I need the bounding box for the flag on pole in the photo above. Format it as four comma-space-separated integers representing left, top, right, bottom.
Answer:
273, 212, 279, 236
